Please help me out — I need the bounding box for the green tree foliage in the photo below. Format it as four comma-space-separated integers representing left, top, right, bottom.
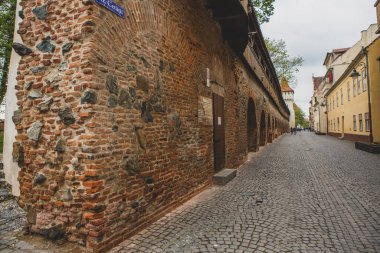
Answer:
265, 38, 304, 88
294, 103, 307, 128
0, 0, 17, 102
250, 0, 275, 24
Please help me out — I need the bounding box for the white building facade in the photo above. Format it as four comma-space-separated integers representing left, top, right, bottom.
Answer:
3, 0, 23, 196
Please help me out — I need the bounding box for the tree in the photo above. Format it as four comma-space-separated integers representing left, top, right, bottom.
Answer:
0, 0, 17, 102
294, 103, 307, 128
250, 0, 276, 24
265, 38, 303, 88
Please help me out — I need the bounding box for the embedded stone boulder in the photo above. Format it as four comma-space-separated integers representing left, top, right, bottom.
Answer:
81, 90, 97, 104
12, 43, 33, 56
37, 37, 55, 53
55, 139, 65, 153
58, 107, 75, 125
12, 110, 23, 125
27, 121, 43, 141
106, 75, 118, 94
32, 5, 48, 20
62, 42, 73, 55
37, 95, 53, 112
34, 173, 47, 185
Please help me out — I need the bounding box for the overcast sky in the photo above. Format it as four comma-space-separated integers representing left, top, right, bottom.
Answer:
261, 0, 377, 117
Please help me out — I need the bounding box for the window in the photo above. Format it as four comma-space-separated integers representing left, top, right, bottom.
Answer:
362, 69, 367, 92
334, 118, 336, 131
347, 82, 350, 101
337, 117, 340, 131
359, 114, 363, 132
336, 92, 339, 107
353, 115, 357, 131
357, 75, 361, 95
365, 113, 370, 131
341, 88, 343, 105
353, 78, 357, 97
333, 98, 335, 109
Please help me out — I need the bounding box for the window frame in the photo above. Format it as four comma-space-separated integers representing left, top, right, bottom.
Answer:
337, 117, 340, 131
365, 113, 370, 132
336, 92, 339, 107
353, 115, 357, 131
362, 68, 367, 92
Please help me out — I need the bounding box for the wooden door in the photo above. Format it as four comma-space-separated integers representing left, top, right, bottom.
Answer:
212, 93, 225, 171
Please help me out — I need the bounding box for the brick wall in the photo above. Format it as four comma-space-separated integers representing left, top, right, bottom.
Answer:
12, 0, 289, 251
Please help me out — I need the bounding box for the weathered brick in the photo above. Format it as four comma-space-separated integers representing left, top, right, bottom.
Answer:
14, 0, 289, 252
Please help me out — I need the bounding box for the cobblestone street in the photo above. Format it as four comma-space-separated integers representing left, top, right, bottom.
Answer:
1, 132, 380, 253
112, 132, 380, 253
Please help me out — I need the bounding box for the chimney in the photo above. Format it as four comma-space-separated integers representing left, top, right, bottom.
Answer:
361, 29, 368, 47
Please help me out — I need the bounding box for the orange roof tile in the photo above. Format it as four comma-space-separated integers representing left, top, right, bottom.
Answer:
280, 79, 294, 93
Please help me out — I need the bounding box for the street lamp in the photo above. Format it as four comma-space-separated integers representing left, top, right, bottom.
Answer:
349, 69, 360, 78
350, 47, 373, 143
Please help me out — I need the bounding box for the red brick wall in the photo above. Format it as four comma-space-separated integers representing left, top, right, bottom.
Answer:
13, 0, 289, 251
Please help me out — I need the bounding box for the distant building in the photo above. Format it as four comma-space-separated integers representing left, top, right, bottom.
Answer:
310, 24, 379, 134
310, 76, 323, 132
281, 79, 295, 129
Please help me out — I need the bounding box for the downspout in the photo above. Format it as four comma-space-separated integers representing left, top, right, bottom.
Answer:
363, 47, 373, 143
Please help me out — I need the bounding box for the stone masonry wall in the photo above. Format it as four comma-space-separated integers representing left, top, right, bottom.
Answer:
12, 0, 289, 251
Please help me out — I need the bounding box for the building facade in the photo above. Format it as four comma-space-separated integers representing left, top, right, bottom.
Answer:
310, 76, 323, 132
5, 0, 289, 251
310, 24, 379, 134
281, 79, 295, 129
326, 36, 380, 143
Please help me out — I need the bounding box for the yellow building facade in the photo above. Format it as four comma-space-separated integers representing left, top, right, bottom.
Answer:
369, 37, 380, 143
326, 37, 380, 143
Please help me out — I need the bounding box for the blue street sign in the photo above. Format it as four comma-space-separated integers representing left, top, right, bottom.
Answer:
95, 0, 125, 19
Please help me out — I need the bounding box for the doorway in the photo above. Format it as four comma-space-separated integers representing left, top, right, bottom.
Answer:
247, 98, 258, 152
259, 111, 266, 146
213, 93, 225, 171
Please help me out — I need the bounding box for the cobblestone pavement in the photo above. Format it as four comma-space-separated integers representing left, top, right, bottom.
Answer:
111, 132, 380, 253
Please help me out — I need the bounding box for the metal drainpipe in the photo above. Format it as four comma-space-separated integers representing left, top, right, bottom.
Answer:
363, 47, 373, 143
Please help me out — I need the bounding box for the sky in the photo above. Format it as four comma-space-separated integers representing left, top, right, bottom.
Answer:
261, 0, 377, 117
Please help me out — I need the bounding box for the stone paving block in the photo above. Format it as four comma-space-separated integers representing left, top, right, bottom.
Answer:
2, 133, 380, 252
212, 169, 237, 186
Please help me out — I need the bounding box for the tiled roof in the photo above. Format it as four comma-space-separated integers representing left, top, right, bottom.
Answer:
332, 48, 350, 54
280, 79, 294, 93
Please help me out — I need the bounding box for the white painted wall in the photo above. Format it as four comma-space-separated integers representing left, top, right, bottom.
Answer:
4, 0, 22, 196
282, 91, 295, 128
